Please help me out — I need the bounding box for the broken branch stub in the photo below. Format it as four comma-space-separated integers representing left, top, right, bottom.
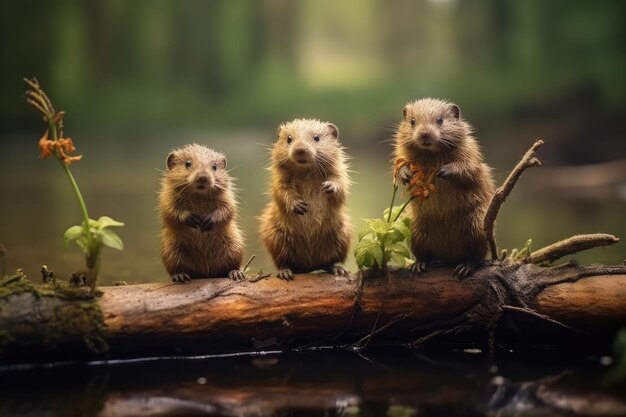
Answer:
484, 139, 544, 260
527, 233, 620, 264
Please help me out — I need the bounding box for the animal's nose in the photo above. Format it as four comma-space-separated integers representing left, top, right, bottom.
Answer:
197, 175, 209, 183
294, 147, 307, 155
420, 132, 432, 140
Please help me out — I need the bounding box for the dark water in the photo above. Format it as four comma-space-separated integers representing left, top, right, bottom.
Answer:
0, 348, 624, 417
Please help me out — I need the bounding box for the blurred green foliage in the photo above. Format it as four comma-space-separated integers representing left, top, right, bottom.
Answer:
1, 0, 624, 130
1, 0, 624, 283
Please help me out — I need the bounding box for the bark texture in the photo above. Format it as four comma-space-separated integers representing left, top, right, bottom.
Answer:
1, 261, 625, 361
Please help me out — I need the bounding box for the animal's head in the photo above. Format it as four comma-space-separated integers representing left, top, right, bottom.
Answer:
272, 118, 340, 173
165, 143, 230, 196
396, 98, 468, 154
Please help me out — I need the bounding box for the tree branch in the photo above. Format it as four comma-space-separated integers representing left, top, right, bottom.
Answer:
484, 139, 544, 259
527, 233, 620, 264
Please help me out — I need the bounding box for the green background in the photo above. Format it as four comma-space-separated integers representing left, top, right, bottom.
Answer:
1, 0, 624, 283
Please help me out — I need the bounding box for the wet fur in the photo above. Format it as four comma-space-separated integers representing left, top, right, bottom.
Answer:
259, 119, 352, 274
393, 98, 495, 267
159, 144, 244, 279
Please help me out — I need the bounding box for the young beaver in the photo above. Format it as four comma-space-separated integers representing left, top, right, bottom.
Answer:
159, 144, 245, 283
393, 98, 495, 278
259, 119, 353, 280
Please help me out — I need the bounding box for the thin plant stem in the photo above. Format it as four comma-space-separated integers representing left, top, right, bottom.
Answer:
47, 113, 93, 246
393, 196, 415, 222
60, 162, 92, 242
386, 184, 398, 223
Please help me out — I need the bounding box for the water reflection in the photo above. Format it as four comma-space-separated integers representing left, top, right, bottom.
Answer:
0, 349, 624, 417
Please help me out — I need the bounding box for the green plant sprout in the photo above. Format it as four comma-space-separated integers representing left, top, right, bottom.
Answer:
499, 239, 533, 262
354, 159, 436, 272
24, 78, 124, 294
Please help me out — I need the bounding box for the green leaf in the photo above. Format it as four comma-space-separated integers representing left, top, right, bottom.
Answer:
383, 205, 404, 222
99, 228, 124, 250
402, 216, 411, 228
395, 219, 411, 240
363, 218, 392, 235
358, 228, 374, 242
63, 225, 84, 249
96, 216, 125, 230
387, 242, 410, 258
354, 239, 383, 270
381, 227, 404, 245
389, 251, 408, 268
75, 235, 90, 254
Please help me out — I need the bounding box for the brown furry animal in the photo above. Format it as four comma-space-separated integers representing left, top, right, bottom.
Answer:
393, 98, 495, 278
159, 144, 244, 283
259, 119, 353, 280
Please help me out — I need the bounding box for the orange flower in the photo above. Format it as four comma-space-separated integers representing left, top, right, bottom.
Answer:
38, 131, 54, 159
394, 157, 437, 202
37, 131, 82, 165
408, 171, 437, 202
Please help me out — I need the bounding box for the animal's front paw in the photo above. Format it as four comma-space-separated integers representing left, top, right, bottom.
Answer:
321, 181, 339, 194
292, 199, 310, 215
228, 269, 245, 281
437, 163, 455, 178
172, 273, 191, 284
277, 268, 294, 281
408, 261, 427, 275
453, 262, 479, 279
185, 213, 202, 229
398, 165, 413, 185
200, 213, 216, 231
330, 263, 350, 277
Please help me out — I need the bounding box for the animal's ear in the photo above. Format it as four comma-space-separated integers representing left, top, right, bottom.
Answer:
449, 103, 461, 120
276, 125, 282, 139
166, 152, 177, 170
220, 155, 227, 169
402, 105, 409, 121
327, 123, 339, 139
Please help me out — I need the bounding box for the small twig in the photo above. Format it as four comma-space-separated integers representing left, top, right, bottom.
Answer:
1, 269, 26, 287
410, 324, 470, 348
354, 313, 409, 348
247, 273, 271, 283
354, 350, 393, 372
0, 275, 22, 287
527, 233, 619, 264
501, 305, 578, 332
484, 139, 544, 260
242, 254, 255, 273
546, 259, 578, 270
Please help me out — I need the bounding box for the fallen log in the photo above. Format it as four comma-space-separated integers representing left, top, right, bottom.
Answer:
1, 261, 625, 362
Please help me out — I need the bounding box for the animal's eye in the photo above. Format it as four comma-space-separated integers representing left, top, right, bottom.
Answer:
212, 164, 217, 171
411, 118, 416, 127
287, 135, 293, 144
436, 116, 443, 126
313, 135, 320, 142
185, 160, 192, 168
